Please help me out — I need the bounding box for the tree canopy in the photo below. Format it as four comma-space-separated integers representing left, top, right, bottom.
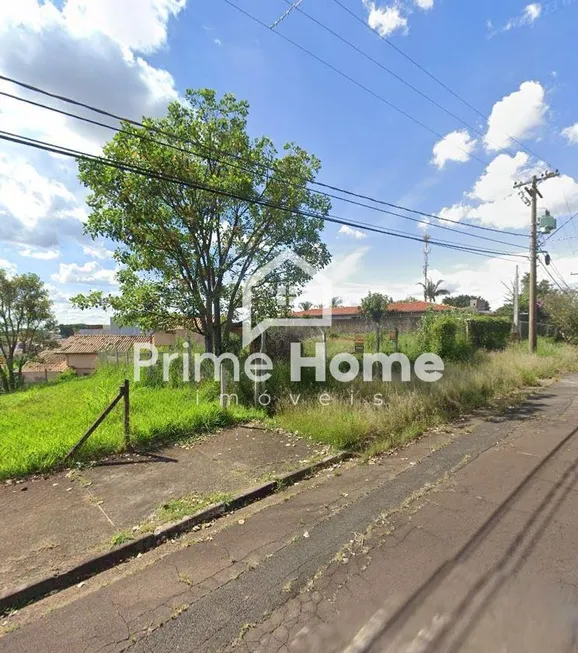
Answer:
359, 292, 391, 352
544, 290, 578, 343
445, 295, 490, 311
72, 89, 331, 353
496, 273, 553, 320
0, 270, 56, 392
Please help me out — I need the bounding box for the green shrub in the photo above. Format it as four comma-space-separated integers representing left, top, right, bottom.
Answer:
417, 311, 473, 361
466, 316, 511, 351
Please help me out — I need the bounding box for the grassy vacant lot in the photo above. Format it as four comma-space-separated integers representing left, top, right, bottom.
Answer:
0, 365, 260, 480
273, 340, 578, 455
2, 339, 577, 481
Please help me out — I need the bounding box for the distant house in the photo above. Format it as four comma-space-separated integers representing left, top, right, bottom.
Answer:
293, 301, 456, 333
21, 352, 70, 384
21, 328, 206, 383
57, 334, 152, 376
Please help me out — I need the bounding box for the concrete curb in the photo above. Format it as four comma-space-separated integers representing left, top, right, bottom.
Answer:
0, 451, 352, 615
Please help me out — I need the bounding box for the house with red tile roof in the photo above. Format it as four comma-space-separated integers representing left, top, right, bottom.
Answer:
293, 301, 456, 333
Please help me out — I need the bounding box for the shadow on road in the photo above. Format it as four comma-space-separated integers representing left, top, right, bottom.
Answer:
361, 421, 578, 652
92, 451, 179, 467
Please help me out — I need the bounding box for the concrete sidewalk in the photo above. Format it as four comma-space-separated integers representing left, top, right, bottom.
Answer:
0, 426, 330, 603
1, 377, 577, 652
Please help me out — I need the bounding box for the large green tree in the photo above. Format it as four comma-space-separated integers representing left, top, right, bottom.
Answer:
0, 270, 56, 392
72, 89, 331, 354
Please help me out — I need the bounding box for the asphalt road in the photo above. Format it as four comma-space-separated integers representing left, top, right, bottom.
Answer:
2, 375, 578, 653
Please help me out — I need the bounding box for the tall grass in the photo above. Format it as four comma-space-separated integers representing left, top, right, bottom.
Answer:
273, 341, 578, 455
0, 364, 261, 480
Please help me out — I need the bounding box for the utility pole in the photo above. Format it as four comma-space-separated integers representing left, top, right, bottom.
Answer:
514, 170, 560, 353
422, 233, 431, 303
513, 265, 519, 339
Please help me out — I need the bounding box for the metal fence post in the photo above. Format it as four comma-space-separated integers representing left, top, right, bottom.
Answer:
123, 379, 130, 449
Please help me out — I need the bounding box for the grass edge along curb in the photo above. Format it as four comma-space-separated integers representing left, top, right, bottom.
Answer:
0, 451, 352, 615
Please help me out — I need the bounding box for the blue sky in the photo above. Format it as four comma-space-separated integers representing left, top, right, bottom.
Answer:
0, 0, 577, 322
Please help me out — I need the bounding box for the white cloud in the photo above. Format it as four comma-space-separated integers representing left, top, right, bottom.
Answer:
18, 247, 60, 260
51, 261, 118, 285
484, 81, 547, 152
339, 225, 367, 240
0, 0, 182, 255
524, 3, 542, 21
363, 2, 408, 37
417, 218, 431, 231
214, 38, 222, 46
428, 252, 578, 311
440, 151, 578, 230
0, 0, 180, 155
490, 3, 542, 36
300, 247, 369, 305
0, 154, 78, 229
0, 258, 17, 275
561, 123, 578, 145
432, 130, 478, 169
437, 203, 474, 224
82, 244, 115, 261
414, 0, 434, 9
61, 0, 186, 54
468, 152, 531, 203
0, 0, 186, 55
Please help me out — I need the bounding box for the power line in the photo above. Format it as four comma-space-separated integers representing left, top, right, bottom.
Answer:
545, 211, 578, 242
549, 260, 573, 292
0, 89, 521, 250
0, 76, 527, 240
220, 1, 528, 238
329, 0, 555, 169
0, 129, 528, 263
539, 258, 570, 294
222, 0, 491, 166
281, 0, 507, 165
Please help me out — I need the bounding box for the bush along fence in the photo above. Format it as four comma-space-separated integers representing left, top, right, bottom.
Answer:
65, 379, 130, 460
417, 311, 512, 361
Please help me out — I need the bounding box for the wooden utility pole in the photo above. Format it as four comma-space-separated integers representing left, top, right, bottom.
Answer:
513, 265, 520, 338
514, 170, 559, 353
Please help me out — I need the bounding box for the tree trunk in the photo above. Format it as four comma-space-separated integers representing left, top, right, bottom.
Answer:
375, 324, 380, 353
213, 296, 222, 356
204, 329, 213, 356
0, 366, 8, 393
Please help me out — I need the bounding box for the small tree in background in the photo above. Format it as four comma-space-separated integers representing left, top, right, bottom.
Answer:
331, 296, 343, 308
445, 295, 490, 311
298, 301, 313, 311
359, 292, 391, 352
0, 270, 56, 392
544, 291, 578, 343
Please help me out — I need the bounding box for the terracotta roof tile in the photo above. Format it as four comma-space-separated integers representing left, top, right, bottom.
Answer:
293, 301, 454, 318
58, 335, 151, 354
22, 353, 70, 374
